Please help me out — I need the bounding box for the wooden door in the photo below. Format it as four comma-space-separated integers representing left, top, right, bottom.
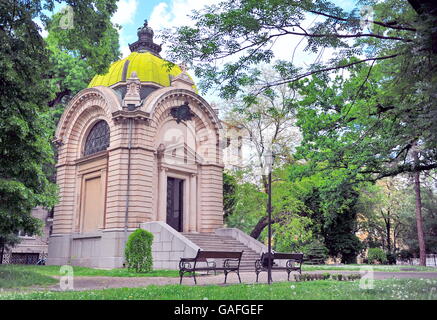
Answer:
166, 177, 184, 231
82, 176, 103, 232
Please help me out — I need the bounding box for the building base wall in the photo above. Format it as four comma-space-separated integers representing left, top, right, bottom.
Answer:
47, 222, 201, 270
140, 221, 200, 270
48, 224, 256, 271
47, 229, 134, 269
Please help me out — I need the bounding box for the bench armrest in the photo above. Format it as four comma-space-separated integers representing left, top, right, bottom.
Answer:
179, 258, 196, 270
180, 257, 196, 262
286, 259, 302, 269
206, 260, 216, 268
223, 258, 240, 268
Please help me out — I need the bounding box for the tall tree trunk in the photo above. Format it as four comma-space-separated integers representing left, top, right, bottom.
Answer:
48, 89, 71, 108
386, 217, 391, 253
250, 174, 270, 239
250, 215, 283, 240
250, 216, 269, 239
0, 243, 4, 265
413, 149, 427, 266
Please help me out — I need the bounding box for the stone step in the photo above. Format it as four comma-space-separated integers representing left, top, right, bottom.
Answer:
182, 232, 262, 273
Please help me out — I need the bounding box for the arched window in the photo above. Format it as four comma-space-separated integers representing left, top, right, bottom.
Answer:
83, 120, 110, 156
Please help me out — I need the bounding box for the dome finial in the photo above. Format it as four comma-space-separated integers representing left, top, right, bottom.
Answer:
129, 20, 162, 56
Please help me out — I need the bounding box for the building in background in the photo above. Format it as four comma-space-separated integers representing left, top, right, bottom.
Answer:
1, 207, 52, 264
221, 121, 249, 171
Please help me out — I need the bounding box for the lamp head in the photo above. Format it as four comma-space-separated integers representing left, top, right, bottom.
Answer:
264, 149, 273, 173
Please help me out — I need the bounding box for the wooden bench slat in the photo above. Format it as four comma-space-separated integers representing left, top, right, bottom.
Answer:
197, 250, 242, 259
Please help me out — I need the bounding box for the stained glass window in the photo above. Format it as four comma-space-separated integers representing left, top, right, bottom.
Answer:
83, 120, 110, 156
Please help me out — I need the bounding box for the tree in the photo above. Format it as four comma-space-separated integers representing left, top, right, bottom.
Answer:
357, 177, 410, 253
1, 0, 58, 254
222, 66, 301, 185
163, 0, 430, 102
223, 171, 238, 220
224, 170, 267, 234
294, 61, 433, 264
0, 0, 119, 253
287, 163, 364, 263
221, 66, 302, 238
399, 172, 437, 256
45, 7, 120, 109
163, 0, 436, 265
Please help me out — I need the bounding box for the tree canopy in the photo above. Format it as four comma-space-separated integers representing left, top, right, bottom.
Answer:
209, 0, 436, 263
0, 0, 119, 249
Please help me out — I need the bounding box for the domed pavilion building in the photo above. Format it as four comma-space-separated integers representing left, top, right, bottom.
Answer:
47, 21, 265, 269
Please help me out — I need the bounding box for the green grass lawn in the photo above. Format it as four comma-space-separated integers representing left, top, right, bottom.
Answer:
1, 279, 436, 300
0, 267, 58, 289
0, 264, 180, 280
0, 264, 180, 289
302, 264, 437, 272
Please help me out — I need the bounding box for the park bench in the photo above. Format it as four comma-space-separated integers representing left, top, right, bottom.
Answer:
179, 249, 244, 284
255, 252, 304, 282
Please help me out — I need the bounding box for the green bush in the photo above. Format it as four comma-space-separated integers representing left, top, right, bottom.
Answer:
124, 229, 154, 273
386, 252, 397, 265
302, 240, 329, 265
399, 249, 413, 262
293, 272, 361, 282
367, 248, 387, 264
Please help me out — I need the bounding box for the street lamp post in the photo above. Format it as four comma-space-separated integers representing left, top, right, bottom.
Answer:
264, 149, 273, 285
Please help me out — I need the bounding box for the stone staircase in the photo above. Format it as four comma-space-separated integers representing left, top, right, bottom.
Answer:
182, 232, 261, 272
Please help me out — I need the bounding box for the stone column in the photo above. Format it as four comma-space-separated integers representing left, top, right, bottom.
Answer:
183, 179, 190, 233
157, 167, 167, 222
189, 173, 197, 232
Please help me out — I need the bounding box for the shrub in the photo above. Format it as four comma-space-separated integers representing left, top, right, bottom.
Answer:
293, 273, 360, 282
302, 240, 329, 265
367, 248, 387, 264
347, 274, 362, 281
399, 249, 413, 262
386, 252, 397, 265
124, 229, 154, 273
322, 272, 331, 280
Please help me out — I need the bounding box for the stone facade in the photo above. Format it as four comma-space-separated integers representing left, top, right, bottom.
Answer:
140, 221, 200, 270
47, 58, 224, 269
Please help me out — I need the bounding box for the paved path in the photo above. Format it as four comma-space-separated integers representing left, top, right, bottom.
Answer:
46, 270, 437, 291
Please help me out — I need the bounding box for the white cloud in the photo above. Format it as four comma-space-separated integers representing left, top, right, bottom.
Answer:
121, 45, 131, 59
33, 18, 48, 38
148, 1, 333, 69
148, 0, 218, 99
149, 0, 216, 30
147, 0, 359, 101
112, 0, 138, 25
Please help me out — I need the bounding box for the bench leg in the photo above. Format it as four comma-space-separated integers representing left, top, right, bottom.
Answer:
193, 272, 197, 285
224, 271, 228, 284
179, 271, 184, 284
237, 271, 241, 284
255, 271, 259, 283
287, 271, 290, 281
